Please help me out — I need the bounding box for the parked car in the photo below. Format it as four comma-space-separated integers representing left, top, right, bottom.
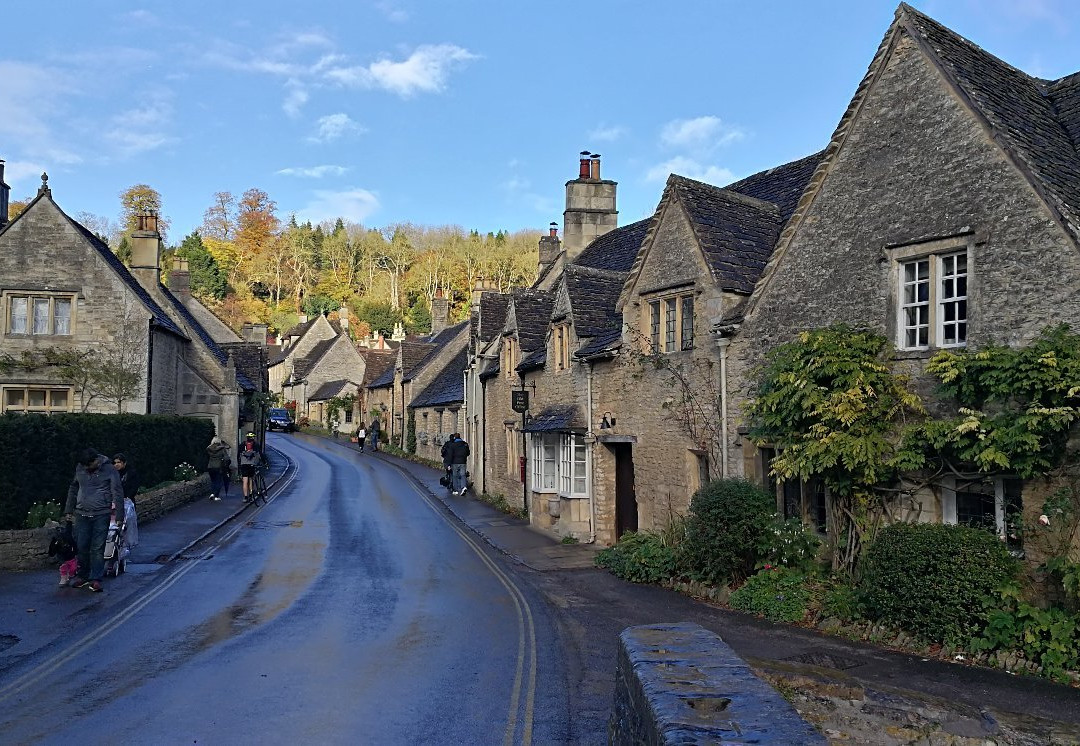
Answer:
268, 408, 297, 432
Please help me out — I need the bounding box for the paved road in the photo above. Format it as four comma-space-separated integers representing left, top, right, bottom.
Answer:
0, 434, 569, 744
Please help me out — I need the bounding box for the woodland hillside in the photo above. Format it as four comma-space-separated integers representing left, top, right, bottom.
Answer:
11, 184, 540, 339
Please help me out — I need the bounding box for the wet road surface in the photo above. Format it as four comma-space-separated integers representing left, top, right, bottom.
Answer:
0, 434, 569, 744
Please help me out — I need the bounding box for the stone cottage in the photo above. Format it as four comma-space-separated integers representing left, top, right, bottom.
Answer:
721, 4, 1080, 554
0, 174, 255, 439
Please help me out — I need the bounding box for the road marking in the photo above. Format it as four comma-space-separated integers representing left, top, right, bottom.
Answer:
0, 454, 299, 704
380, 459, 538, 746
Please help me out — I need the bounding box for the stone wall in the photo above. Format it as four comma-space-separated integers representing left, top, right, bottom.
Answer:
609, 622, 824, 744
0, 474, 210, 571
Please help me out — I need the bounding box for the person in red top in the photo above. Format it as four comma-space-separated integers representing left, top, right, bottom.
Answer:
237, 433, 264, 501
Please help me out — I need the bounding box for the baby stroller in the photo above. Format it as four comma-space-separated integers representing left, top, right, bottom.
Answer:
104, 497, 139, 577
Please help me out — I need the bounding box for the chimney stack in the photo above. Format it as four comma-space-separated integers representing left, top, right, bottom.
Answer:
431, 290, 449, 335
538, 221, 561, 273
130, 209, 162, 290
339, 303, 350, 333
242, 323, 269, 345
563, 151, 617, 260
0, 160, 9, 229
578, 151, 592, 180
169, 256, 191, 300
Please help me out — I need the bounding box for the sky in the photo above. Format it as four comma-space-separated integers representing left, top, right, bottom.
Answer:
3, 0, 1080, 243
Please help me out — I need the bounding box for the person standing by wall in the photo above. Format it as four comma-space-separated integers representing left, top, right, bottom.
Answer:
369, 416, 381, 452
206, 436, 231, 501
112, 453, 140, 502
64, 450, 123, 593
448, 433, 470, 496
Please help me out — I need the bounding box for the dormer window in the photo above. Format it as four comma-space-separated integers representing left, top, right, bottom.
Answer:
553, 323, 571, 371
502, 336, 518, 378
644, 291, 694, 353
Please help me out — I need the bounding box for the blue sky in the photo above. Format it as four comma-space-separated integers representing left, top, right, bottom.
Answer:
3, 0, 1079, 242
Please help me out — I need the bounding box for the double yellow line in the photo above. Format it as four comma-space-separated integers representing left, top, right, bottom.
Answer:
0, 456, 298, 705
386, 461, 538, 746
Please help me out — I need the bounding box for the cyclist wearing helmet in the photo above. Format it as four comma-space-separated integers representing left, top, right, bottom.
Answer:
238, 432, 264, 501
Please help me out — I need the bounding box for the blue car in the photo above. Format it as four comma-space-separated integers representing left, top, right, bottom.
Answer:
267, 408, 296, 432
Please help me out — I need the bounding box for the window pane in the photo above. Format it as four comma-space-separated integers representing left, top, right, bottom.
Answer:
649, 301, 660, 353
10, 297, 27, 334
6, 390, 24, 407
956, 489, 995, 530
53, 299, 71, 335
681, 296, 694, 350
900, 259, 930, 349
28, 389, 46, 407
939, 252, 968, 348
664, 298, 676, 352
32, 299, 49, 334
50, 390, 69, 408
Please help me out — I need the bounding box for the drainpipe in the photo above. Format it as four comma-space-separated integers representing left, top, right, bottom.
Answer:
716, 337, 730, 478
585, 360, 597, 543
480, 374, 487, 495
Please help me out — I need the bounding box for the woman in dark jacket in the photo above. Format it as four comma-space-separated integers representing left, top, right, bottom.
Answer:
112, 453, 140, 501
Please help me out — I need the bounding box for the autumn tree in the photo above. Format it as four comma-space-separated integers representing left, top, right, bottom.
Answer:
233, 188, 279, 293
202, 191, 237, 240
119, 184, 170, 239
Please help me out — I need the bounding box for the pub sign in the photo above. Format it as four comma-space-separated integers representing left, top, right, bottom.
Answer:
511, 390, 529, 414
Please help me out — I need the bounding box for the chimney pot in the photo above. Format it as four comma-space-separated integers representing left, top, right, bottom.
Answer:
589, 154, 601, 181
549, 222, 558, 238
0, 159, 9, 228
578, 152, 591, 180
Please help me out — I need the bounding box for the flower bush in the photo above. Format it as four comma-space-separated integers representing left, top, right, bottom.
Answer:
596, 531, 678, 584
758, 517, 823, 573
173, 462, 197, 482
729, 566, 811, 622
25, 500, 63, 529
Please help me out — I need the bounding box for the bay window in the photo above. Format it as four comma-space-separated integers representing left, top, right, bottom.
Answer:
531, 432, 589, 497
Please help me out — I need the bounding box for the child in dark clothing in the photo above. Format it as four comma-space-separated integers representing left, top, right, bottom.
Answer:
48, 522, 79, 586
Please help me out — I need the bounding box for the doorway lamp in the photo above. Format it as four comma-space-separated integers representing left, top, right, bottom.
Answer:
599, 411, 616, 430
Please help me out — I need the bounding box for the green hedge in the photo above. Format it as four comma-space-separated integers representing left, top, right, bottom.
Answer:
595, 531, 678, 584
679, 478, 775, 586
0, 413, 215, 529
858, 522, 1018, 644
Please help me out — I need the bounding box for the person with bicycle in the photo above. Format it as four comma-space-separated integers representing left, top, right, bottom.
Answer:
238, 433, 264, 502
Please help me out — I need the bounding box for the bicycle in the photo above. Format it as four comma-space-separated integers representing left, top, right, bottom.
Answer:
249, 467, 268, 506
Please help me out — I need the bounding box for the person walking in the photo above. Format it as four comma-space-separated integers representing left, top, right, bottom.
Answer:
206, 436, 231, 501
112, 453, 140, 501
64, 449, 123, 593
355, 425, 367, 453
448, 433, 470, 496
238, 433, 264, 501
369, 417, 381, 452
440, 435, 454, 491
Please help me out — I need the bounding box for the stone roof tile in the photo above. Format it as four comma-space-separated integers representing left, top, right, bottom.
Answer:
573, 218, 652, 273
410, 348, 468, 408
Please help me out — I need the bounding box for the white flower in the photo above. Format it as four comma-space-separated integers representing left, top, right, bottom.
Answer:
1039, 514, 1051, 527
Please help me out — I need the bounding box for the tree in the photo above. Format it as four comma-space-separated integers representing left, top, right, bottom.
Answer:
119, 184, 170, 240
233, 188, 279, 294
375, 225, 415, 311
176, 231, 228, 300
89, 299, 150, 413
8, 199, 31, 221
202, 191, 237, 240
76, 211, 119, 246
356, 301, 402, 337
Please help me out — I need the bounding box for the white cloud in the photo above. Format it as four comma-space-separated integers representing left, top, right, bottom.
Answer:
589, 124, 627, 143
104, 95, 176, 155
296, 188, 380, 224
660, 116, 744, 153
326, 44, 478, 97
283, 81, 309, 117
645, 157, 734, 186
276, 165, 348, 178
3, 160, 48, 193
307, 113, 365, 143
376, 0, 410, 22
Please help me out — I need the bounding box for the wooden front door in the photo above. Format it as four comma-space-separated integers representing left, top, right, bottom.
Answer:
614, 444, 637, 538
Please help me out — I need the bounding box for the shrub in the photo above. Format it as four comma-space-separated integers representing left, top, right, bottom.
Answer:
25, 500, 63, 529
858, 522, 1018, 644
679, 479, 775, 586
759, 517, 823, 574
596, 531, 677, 584
974, 587, 1080, 682
820, 578, 863, 622
173, 462, 197, 482
729, 566, 811, 622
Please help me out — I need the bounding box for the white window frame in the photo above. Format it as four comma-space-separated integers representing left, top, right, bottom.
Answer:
2, 385, 74, 414
530, 433, 559, 493
941, 476, 1020, 541
559, 433, 588, 497
4, 292, 76, 337
531, 432, 588, 496
891, 241, 970, 352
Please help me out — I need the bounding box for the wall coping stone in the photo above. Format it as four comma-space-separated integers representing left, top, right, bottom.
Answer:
609, 622, 825, 744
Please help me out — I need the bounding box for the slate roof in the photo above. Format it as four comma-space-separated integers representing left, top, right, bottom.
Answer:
410, 348, 468, 408
516, 347, 547, 373
400, 341, 437, 381
563, 265, 626, 338
511, 289, 554, 352
667, 175, 784, 294
521, 404, 585, 433
478, 358, 500, 381
157, 289, 255, 390
281, 318, 316, 339
291, 337, 337, 380
899, 3, 1080, 242
724, 151, 825, 225
358, 348, 395, 386
367, 360, 396, 389
573, 218, 652, 273
308, 379, 354, 402
574, 327, 624, 360
476, 292, 510, 343
220, 342, 267, 392
406, 320, 468, 381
